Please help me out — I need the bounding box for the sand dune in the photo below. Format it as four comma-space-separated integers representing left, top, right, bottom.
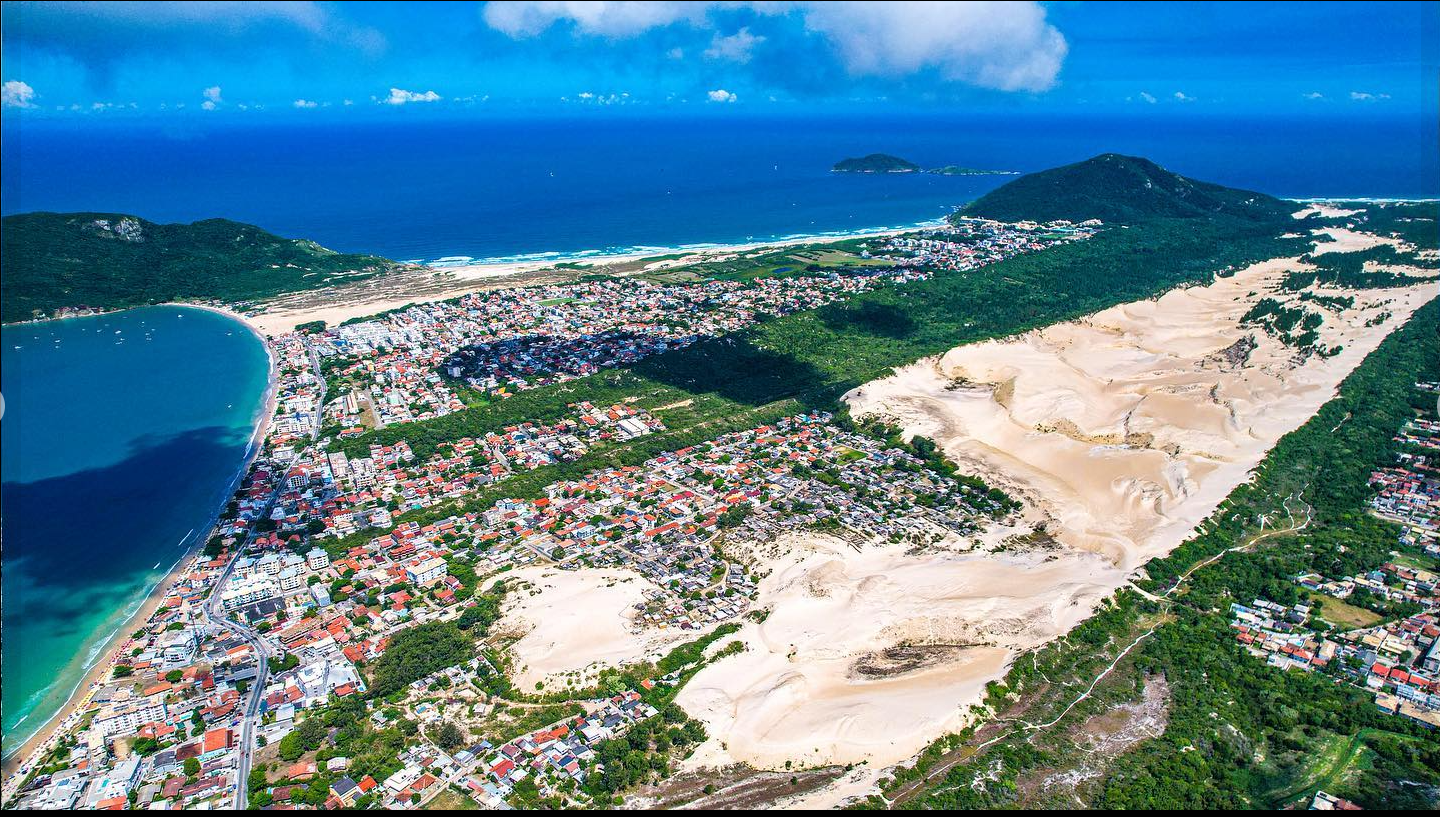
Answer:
679, 242, 1434, 792
676, 533, 1119, 768
500, 566, 693, 693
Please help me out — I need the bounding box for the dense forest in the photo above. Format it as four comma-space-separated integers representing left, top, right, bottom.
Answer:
960, 153, 1296, 224
0, 211, 398, 322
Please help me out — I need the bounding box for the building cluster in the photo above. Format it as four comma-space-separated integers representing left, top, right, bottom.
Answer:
10, 558, 262, 809
1369, 390, 1440, 554
870, 217, 1097, 271
1230, 595, 1440, 730
6, 221, 1069, 810
253, 401, 664, 544
312, 219, 1073, 437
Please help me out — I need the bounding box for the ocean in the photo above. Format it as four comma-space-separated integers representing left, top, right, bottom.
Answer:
3, 111, 1435, 264
0, 306, 271, 749
0, 110, 1434, 750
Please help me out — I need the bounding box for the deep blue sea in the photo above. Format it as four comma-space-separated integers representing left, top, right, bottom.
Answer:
0, 306, 271, 749
0, 111, 1434, 750
3, 112, 1435, 263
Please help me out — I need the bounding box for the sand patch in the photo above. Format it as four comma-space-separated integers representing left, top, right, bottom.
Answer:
499, 565, 691, 692
672, 239, 1433, 794
675, 533, 1120, 769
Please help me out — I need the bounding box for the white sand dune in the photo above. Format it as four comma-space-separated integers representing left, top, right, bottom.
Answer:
676, 533, 1118, 768
501, 566, 693, 692
680, 245, 1435, 792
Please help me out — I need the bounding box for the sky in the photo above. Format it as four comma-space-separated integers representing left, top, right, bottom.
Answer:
0, 1, 1436, 121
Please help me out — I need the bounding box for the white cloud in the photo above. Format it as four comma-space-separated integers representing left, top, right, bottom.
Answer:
704, 28, 763, 64
1173, 90, 1194, 102
383, 87, 442, 105
1136, 91, 1156, 104
1349, 90, 1390, 101
707, 88, 737, 103
483, 1, 707, 37
2, 80, 37, 108
293, 98, 319, 109
483, 1, 1067, 92
667, 47, 685, 60
796, 1, 1066, 91
201, 85, 222, 110
1302, 91, 1325, 100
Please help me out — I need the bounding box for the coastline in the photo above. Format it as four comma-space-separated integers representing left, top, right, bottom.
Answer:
0, 304, 280, 787
245, 221, 941, 336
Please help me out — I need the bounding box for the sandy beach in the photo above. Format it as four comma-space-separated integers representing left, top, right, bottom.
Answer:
244, 225, 929, 336
0, 303, 280, 789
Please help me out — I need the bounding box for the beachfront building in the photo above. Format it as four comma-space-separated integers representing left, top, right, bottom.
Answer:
221, 575, 279, 611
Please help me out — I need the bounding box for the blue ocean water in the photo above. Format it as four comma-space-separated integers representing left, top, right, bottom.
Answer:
0, 306, 271, 749
3, 112, 1435, 263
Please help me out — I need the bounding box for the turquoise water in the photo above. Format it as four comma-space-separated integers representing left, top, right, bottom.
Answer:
0, 305, 271, 749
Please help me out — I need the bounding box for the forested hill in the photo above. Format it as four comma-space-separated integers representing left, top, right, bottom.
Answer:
959, 153, 1297, 225
0, 212, 399, 323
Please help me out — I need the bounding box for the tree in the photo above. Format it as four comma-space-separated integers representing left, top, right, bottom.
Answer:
434, 721, 464, 751
183, 757, 201, 778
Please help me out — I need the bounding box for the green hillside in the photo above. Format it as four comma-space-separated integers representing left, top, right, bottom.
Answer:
960, 153, 1297, 225
1, 212, 399, 323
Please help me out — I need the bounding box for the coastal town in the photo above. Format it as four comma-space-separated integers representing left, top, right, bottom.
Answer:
1, 218, 1085, 809
1230, 381, 1440, 730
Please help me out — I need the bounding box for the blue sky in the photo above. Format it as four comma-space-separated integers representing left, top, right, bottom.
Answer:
2, 1, 1435, 120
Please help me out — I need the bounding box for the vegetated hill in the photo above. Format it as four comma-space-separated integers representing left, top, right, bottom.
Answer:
832, 153, 922, 173
959, 153, 1296, 225
0, 212, 400, 323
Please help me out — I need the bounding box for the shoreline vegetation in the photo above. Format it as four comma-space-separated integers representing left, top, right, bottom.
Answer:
0, 304, 280, 777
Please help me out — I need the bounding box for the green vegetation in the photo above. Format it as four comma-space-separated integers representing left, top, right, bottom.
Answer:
366, 621, 475, 698
960, 153, 1295, 224
861, 297, 1440, 811
0, 211, 397, 322
831, 153, 921, 173
321, 169, 1305, 555
1335, 200, 1439, 250
1282, 245, 1434, 291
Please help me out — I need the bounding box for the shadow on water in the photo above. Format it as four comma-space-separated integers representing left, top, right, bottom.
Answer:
1, 425, 250, 624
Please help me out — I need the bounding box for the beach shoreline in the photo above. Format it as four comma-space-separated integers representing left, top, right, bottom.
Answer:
0, 304, 280, 789
243, 222, 939, 336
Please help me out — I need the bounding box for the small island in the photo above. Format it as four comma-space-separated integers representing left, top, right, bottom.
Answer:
832, 153, 1016, 176
831, 153, 922, 173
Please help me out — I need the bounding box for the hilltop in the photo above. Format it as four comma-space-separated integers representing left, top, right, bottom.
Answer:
959, 153, 1296, 225
0, 212, 400, 323
832, 154, 921, 173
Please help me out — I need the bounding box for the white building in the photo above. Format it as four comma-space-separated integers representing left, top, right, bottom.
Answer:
221, 576, 279, 611
306, 548, 330, 571
404, 556, 448, 586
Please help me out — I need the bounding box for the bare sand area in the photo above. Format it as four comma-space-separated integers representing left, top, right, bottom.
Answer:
500, 565, 696, 693
675, 532, 1119, 769
669, 237, 1434, 803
